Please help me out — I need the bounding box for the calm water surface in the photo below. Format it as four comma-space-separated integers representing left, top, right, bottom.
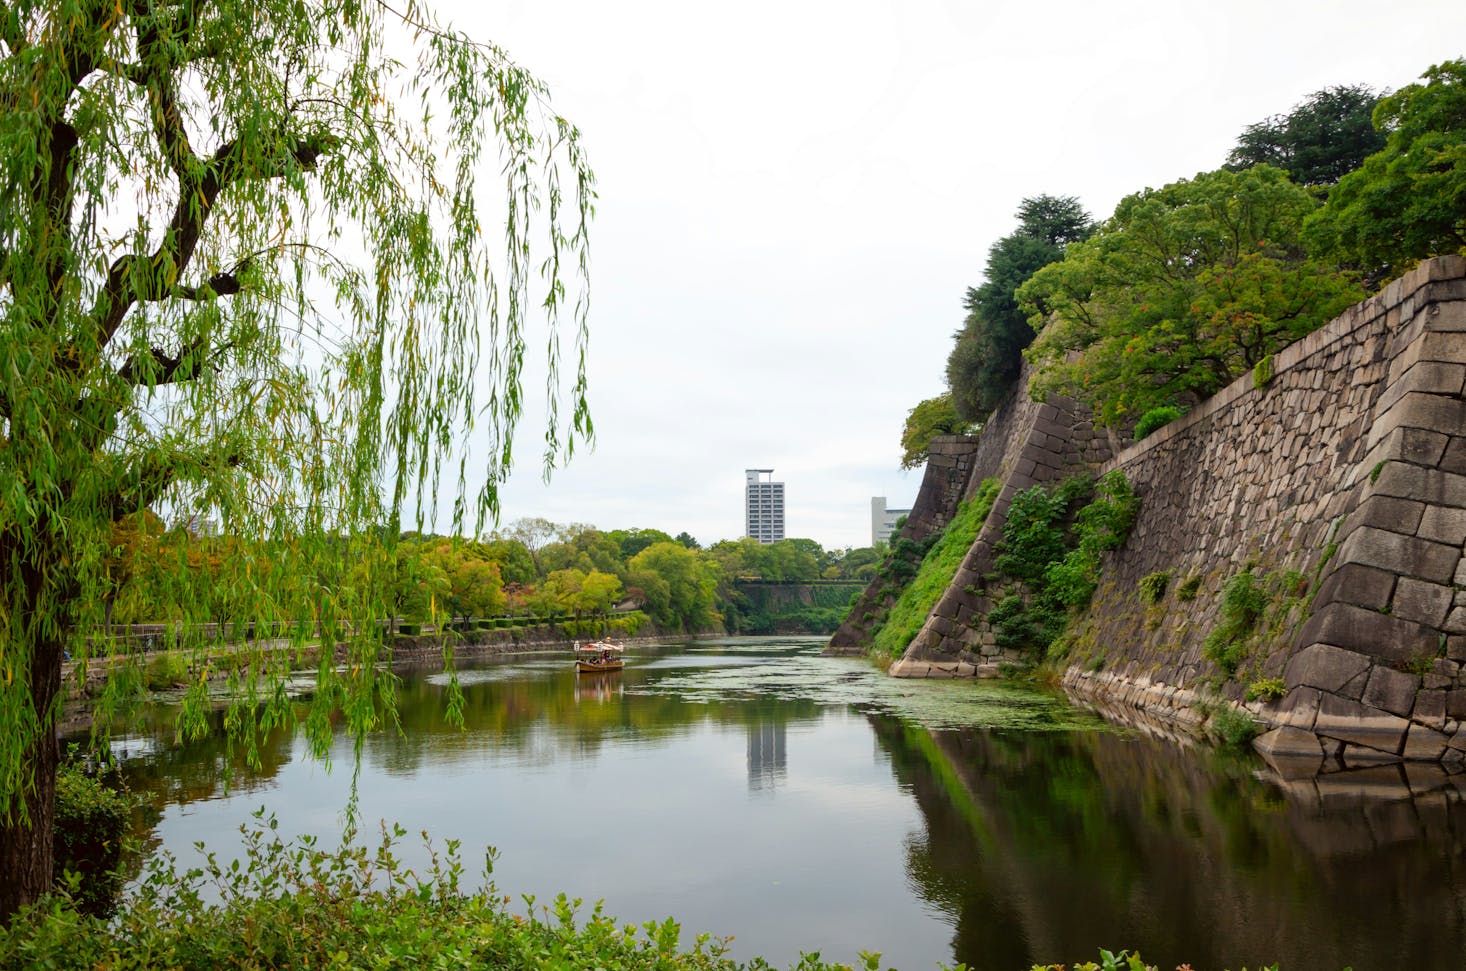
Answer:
98, 638, 1466, 971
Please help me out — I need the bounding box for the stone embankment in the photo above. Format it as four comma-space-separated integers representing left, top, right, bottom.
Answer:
838, 255, 1466, 770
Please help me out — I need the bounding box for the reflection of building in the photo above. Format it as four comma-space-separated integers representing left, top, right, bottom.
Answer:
744, 469, 785, 544
746, 719, 787, 792
871, 497, 910, 546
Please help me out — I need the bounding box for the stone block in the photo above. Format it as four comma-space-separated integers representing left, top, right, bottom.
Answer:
1447, 607, 1466, 634
1273, 685, 1323, 731
1419, 331, 1466, 364
1285, 643, 1372, 694
1418, 506, 1466, 545
1404, 723, 1451, 761
1336, 526, 1461, 585
1253, 726, 1324, 766
1296, 602, 1439, 664
1313, 563, 1396, 612
1366, 394, 1466, 451
1363, 665, 1421, 718
1442, 437, 1466, 475
1314, 693, 1411, 753
1343, 495, 1426, 537
1452, 725, 1466, 752
1449, 636, 1466, 662
1372, 461, 1466, 510
1414, 689, 1449, 730
1392, 577, 1455, 627
1448, 689, 1466, 720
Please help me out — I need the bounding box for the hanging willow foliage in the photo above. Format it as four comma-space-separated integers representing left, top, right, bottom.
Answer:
0, 0, 593, 911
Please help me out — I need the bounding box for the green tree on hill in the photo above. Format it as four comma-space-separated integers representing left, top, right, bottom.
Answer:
1226, 84, 1385, 186
0, 0, 592, 916
1021, 166, 1363, 426
899, 393, 968, 470
1305, 58, 1466, 280
946, 195, 1094, 420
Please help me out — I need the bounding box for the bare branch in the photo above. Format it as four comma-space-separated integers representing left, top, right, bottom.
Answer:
116, 336, 235, 387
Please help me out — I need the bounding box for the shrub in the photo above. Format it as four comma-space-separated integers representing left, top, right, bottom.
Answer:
1209, 706, 1261, 747
54, 762, 135, 917
1138, 570, 1171, 605
1133, 405, 1185, 441
1202, 571, 1269, 677
1176, 573, 1202, 601
144, 652, 187, 690
1245, 677, 1288, 702
1, 817, 862, 971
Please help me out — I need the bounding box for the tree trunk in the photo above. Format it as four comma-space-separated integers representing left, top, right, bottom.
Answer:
0, 633, 62, 922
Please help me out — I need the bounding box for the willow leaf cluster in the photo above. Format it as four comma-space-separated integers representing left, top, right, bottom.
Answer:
0, 0, 594, 889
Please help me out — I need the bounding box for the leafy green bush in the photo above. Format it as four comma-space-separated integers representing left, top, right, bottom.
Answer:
1209, 705, 1261, 747
1, 816, 867, 971
1202, 571, 1269, 677
54, 762, 136, 917
1245, 677, 1287, 702
144, 652, 187, 690
871, 479, 1000, 658
1176, 573, 1202, 601
1138, 571, 1171, 605
1133, 405, 1185, 441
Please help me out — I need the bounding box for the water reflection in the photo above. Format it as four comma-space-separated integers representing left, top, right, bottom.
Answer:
76, 639, 1466, 971
879, 721, 1466, 971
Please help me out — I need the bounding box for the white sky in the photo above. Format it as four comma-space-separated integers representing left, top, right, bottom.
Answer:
432, 0, 1466, 550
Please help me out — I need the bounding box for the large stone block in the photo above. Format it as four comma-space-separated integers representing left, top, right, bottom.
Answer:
1392, 577, 1455, 627
1336, 525, 1461, 585
1362, 665, 1421, 718
1296, 602, 1440, 664
1403, 723, 1451, 761
1372, 461, 1466, 510
1414, 689, 1449, 730
1313, 563, 1397, 612
1272, 685, 1324, 731
1342, 495, 1426, 537
1417, 506, 1466, 545
1285, 643, 1372, 694
1366, 394, 1466, 451
1314, 693, 1411, 753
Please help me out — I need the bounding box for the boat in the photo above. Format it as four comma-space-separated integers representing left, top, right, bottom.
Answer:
573, 639, 625, 673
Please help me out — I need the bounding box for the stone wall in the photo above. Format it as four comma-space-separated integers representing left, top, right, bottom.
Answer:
826, 434, 980, 653
865, 255, 1466, 766
890, 382, 1114, 677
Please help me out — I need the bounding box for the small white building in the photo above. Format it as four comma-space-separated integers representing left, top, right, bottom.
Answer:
870, 497, 910, 546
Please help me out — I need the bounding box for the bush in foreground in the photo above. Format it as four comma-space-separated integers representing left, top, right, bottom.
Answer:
3, 815, 906, 971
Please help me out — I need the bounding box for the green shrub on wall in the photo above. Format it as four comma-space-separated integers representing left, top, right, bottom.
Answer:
990, 472, 1140, 660
1133, 405, 1185, 441
872, 479, 1001, 658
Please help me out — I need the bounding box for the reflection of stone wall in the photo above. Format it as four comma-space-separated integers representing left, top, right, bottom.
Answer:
862, 256, 1466, 764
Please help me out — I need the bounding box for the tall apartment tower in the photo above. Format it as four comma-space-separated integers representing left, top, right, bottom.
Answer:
744, 469, 785, 543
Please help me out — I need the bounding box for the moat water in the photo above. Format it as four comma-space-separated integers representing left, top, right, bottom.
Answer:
93, 638, 1466, 970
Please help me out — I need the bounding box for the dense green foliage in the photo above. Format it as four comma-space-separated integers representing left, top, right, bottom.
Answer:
1202, 571, 1271, 677
872, 479, 1001, 658
898, 393, 969, 470
988, 473, 1139, 658
945, 196, 1094, 421
1306, 58, 1466, 279
1132, 406, 1185, 442
53, 762, 135, 918
0, 0, 595, 912
1021, 166, 1363, 426
1226, 84, 1385, 185
1, 817, 887, 971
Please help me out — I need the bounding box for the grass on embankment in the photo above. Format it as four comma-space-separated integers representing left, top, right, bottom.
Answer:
873, 479, 1000, 659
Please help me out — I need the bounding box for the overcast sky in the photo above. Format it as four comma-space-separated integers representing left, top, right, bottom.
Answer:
429, 0, 1466, 551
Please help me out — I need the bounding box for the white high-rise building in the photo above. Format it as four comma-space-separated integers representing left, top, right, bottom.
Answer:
744, 469, 785, 544
870, 497, 910, 546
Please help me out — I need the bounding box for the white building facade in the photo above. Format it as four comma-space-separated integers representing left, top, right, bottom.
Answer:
870, 496, 910, 546
744, 469, 786, 543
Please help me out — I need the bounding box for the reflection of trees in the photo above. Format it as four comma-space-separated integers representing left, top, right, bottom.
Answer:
874, 718, 1466, 971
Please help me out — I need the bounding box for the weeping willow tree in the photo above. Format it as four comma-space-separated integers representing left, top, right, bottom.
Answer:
0, 0, 594, 916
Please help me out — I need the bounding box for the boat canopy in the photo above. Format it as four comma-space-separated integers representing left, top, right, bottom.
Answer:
576, 641, 624, 653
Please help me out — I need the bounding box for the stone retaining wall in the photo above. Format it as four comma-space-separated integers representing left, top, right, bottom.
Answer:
859, 256, 1466, 767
